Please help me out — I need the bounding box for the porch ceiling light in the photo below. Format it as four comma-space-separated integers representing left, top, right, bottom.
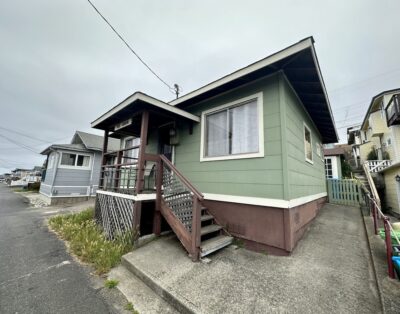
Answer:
169, 127, 177, 137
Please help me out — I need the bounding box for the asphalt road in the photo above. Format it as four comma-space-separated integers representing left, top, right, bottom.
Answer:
0, 185, 113, 314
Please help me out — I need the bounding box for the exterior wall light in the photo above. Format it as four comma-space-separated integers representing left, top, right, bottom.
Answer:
395, 175, 400, 182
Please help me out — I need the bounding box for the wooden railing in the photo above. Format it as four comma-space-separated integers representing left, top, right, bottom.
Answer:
156, 155, 203, 261
364, 160, 392, 173
360, 185, 400, 279
99, 147, 156, 195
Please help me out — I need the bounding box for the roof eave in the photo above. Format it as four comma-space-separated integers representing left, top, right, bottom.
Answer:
91, 92, 200, 129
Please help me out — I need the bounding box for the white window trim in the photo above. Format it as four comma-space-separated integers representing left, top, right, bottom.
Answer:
304, 122, 313, 164
47, 154, 54, 170
58, 151, 92, 170
199, 92, 264, 162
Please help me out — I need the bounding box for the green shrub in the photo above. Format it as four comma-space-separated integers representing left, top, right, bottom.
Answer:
367, 149, 378, 160
49, 208, 136, 274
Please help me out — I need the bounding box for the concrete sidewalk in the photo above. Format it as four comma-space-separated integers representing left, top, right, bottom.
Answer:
115, 203, 382, 313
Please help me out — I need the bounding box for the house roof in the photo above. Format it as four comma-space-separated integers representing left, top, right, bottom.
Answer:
72, 131, 120, 151
323, 147, 345, 156
91, 92, 200, 130
169, 36, 338, 143
91, 37, 337, 143
40, 131, 120, 155
360, 88, 400, 130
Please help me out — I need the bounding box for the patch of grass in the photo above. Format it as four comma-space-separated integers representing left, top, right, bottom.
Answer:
104, 279, 119, 289
13, 188, 27, 192
49, 208, 137, 274
233, 238, 244, 249
125, 302, 139, 314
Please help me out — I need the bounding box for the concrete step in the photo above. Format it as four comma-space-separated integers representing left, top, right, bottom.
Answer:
200, 214, 214, 222
108, 265, 179, 314
200, 224, 222, 236
200, 235, 233, 258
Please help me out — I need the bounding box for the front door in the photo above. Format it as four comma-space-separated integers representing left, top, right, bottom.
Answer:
158, 125, 173, 162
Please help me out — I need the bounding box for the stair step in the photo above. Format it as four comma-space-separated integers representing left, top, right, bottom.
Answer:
200, 224, 222, 236
201, 215, 214, 222
200, 235, 233, 257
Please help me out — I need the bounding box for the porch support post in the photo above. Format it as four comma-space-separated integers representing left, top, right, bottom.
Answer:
191, 196, 201, 261
135, 111, 149, 195
133, 201, 142, 244
153, 157, 163, 236
114, 150, 123, 192
99, 130, 109, 189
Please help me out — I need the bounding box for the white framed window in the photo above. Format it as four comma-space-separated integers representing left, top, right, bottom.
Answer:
59, 152, 91, 170
325, 157, 333, 178
304, 123, 313, 164
200, 93, 264, 162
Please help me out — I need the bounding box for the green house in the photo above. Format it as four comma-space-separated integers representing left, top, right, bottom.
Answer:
92, 37, 338, 260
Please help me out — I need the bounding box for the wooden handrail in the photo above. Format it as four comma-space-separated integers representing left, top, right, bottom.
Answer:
104, 145, 141, 156
362, 161, 381, 208
160, 155, 203, 200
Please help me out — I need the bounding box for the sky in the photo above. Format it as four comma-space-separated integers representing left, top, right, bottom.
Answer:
0, 0, 399, 173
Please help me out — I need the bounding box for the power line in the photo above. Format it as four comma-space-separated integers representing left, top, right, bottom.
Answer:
0, 134, 39, 154
0, 126, 49, 143
328, 67, 400, 94
86, 0, 176, 94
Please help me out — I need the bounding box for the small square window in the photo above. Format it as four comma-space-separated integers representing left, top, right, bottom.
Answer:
61, 153, 76, 166
77, 155, 90, 167
304, 124, 313, 163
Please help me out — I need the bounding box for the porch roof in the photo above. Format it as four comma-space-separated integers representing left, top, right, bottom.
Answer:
91, 92, 200, 131
170, 37, 338, 144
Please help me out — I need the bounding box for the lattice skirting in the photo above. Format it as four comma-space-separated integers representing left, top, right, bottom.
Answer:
95, 192, 135, 240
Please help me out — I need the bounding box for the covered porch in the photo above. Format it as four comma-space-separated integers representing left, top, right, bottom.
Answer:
91, 93, 233, 261
92, 92, 200, 196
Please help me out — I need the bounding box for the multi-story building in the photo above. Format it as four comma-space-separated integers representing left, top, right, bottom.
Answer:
359, 89, 400, 164
358, 89, 400, 215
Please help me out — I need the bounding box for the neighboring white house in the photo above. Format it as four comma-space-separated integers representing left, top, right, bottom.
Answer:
323, 147, 344, 179
359, 89, 400, 164
358, 89, 400, 216
39, 131, 120, 205
347, 125, 362, 168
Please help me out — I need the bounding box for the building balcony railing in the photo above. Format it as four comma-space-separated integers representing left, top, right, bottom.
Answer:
99, 147, 157, 195
386, 94, 400, 126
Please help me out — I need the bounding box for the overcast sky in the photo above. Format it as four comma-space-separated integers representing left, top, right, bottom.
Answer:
0, 0, 399, 173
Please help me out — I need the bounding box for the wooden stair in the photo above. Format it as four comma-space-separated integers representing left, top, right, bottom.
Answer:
199, 207, 233, 258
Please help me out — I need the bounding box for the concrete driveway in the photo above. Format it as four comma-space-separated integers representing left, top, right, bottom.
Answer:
120, 203, 383, 313
0, 184, 113, 314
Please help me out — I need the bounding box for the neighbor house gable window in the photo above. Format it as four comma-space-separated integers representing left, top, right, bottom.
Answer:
59, 152, 91, 169
200, 93, 264, 162
304, 123, 313, 164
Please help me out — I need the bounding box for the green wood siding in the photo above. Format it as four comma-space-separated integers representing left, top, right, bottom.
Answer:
281, 75, 326, 199
145, 72, 327, 201
174, 74, 284, 199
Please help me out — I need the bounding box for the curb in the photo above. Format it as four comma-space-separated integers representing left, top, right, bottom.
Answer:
121, 256, 199, 314
359, 205, 386, 314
